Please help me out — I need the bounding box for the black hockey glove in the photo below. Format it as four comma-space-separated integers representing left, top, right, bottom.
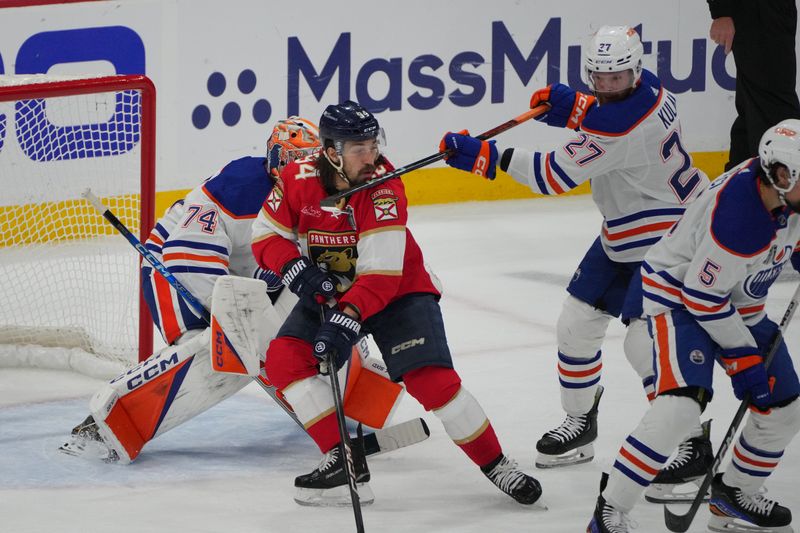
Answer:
313, 308, 361, 373
281, 257, 337, 305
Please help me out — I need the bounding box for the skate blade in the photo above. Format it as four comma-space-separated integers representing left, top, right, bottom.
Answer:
535, 444, 594, 469
645, 480, 708, 504
530, 498, 549, 512
708, 515, 794, 533
294, 482, 375, 507
58, 438, 118, 463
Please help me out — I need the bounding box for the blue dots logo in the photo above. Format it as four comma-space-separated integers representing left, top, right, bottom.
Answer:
192, 69, 271, 129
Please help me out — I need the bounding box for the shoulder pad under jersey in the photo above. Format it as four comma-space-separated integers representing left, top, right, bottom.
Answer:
581, 69, 662, 136
710, 160, 776, 257
202, 156, 273, 218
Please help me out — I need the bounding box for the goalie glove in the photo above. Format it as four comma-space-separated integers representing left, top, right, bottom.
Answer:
281, 257, 336, 306
530, 83, 595, 130
439, 129, 498, 180
313, 308, 362, 374
720, 347, 772, 409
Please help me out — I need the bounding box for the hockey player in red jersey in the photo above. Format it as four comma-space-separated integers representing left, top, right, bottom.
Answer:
60, 117, 411, 463
251, 100, 542, 507
440, 25, 713, 499
588, 122, 800, 533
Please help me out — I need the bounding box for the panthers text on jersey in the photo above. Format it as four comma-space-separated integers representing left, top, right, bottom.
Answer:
251, 156, 440, 320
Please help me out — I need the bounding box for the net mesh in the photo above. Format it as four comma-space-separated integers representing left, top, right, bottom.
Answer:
0, 79, 148, 365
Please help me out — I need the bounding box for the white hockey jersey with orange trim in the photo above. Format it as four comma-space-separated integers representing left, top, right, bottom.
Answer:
641, 158, 800, 351
145, 156, 274, 311
503, 70, 707, 262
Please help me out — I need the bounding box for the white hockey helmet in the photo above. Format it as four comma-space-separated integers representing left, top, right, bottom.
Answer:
584, 26, 644, 92
759, 119, 800, 193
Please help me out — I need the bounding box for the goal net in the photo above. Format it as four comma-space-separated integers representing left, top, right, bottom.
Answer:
0, 75, 155, 375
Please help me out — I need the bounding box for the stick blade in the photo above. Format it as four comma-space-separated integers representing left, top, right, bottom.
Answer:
664, 504, 693, 532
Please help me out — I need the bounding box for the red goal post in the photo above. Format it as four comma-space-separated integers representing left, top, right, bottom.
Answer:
0, 74, 156, 370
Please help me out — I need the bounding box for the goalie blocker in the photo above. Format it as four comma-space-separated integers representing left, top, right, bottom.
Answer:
76, 277, 405, 463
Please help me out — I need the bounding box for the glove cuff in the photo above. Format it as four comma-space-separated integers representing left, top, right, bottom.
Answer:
281, 256, 309, 286
328, 309, 362, 336
720, 348, 762, 376
567, 92, 596, 129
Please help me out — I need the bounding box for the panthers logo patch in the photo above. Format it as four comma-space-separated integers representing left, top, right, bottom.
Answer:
308, 230, 358, 292
266, 186, 283, 212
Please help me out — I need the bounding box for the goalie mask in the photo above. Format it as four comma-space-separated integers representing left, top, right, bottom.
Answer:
584, 26, 644, 96
759, 119, 800, 194
266, 117, 321, 177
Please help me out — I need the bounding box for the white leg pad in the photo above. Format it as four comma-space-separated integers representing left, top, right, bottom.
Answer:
557, 296, 612, 415
210, 275, 280, 376
724, 399, 800, 493
624, 318, 655, 380
282, 375, 336, 429
89, 328, 249, 462
433, 386, 489, 445
605, 395, 700, 512
557, 295, 612, 356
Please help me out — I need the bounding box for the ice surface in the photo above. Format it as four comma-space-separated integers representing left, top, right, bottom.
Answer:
2, 197, 798, 532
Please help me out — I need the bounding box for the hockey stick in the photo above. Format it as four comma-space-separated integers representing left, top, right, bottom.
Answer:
318, 305, 365, 532
319, 105, 549, 211
664, 282, 800, 532
329, 349, 365, 532
82, 188, 429, 458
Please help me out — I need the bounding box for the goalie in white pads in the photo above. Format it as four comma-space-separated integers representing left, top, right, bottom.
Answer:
61, 118, 413, 463
588, 121, 800, 533
440, 25, 713, 487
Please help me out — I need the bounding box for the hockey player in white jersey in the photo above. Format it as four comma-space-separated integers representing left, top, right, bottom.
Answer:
588, 120, 800, 533
441, 25, 711, 481
60, 118, 412, 463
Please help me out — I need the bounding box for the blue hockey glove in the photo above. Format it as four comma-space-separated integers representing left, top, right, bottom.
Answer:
313, 308, 361, 373
720, 348, 771, 409
530, 83, 596, 129
439, 130, 498, 180
281, 257, 336, 306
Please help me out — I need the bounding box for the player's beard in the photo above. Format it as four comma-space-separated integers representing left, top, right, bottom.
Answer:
596, 87, 634, 105
352, 164, 376, 184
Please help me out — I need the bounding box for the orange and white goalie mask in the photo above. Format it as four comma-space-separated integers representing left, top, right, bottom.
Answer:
266, 116, 321, 178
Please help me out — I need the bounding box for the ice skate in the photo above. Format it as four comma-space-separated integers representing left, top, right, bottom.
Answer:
536, 386, 603, 468
645, 419, 713, 503
58, 415, 119, 463
708, 473, 793, 533
587, 494, 632, 533
481, 454, 543, 506
294, 441, 374, 507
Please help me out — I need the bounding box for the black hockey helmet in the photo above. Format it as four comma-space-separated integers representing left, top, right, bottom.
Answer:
319, 100, 382, 147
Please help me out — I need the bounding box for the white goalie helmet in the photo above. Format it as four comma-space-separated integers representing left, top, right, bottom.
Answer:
584, 26, 644, 92
759, 119, 800, 193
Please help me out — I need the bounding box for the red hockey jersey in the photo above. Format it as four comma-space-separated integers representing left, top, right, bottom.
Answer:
251, 156, 440, 320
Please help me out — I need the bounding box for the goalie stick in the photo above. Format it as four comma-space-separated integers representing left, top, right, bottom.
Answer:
319, 105, 549, 211
664, 281, 800, 532
81, 189, 430, 458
